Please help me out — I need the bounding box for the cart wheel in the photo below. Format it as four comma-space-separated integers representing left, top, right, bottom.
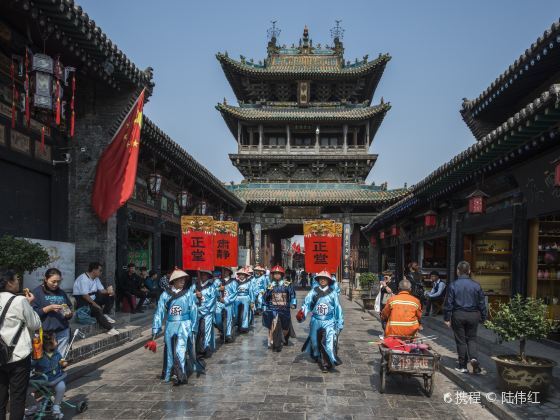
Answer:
423, 374, 434, 397
76, 401, 88, 413
379, 363, 386, 394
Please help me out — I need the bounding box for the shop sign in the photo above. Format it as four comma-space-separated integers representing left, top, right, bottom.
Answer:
303, 220, 342, 273
213, 221, 238, 267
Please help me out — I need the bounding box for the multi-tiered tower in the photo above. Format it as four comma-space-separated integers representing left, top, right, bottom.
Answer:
217, 23, 390, 183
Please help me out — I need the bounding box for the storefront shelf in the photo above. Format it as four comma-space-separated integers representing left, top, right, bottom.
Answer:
476, 271, 512, 275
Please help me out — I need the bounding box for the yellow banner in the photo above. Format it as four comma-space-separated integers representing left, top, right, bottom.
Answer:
181, 216, 214, 234
303, 220, 342, 237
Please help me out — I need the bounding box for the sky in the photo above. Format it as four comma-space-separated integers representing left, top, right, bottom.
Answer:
78, 0, 560, 190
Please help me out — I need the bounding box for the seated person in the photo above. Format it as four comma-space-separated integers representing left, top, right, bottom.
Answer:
381, 279, 422, 338
423, 271, 446, 316
73, 262, 118, 335
144, 270, 160, 301
120, 263, 148, 313
27, 332, 69, 419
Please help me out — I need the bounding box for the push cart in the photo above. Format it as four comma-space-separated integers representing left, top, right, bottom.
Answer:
378, 342, 440, 397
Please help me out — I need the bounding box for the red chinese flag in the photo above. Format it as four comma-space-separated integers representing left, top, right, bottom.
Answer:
304, 235, 339, 273
91, 90, 145, 222
183, 231, 215, 271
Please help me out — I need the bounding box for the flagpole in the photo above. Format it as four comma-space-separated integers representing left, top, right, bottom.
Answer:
110, 88, 145, 140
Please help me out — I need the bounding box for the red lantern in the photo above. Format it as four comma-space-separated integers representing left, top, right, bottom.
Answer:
379, 231, 385, 240
391, 225, 399, 237
467, 189, 489, 214
424, 211, 437, 228
370, 235, 377, 247
555, 159, 560, 187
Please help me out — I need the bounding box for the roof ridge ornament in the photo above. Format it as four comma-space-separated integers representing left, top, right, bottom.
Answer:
330, 20, 345, 57
267, 21, 281, 56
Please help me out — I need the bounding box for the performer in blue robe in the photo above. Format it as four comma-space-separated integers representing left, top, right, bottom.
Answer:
263, 265, 297, 352
252, 265, 269, 315
234, 268, 255, 333
297, 271, 344, 372
214, 266, 238, 343
195, 269, 218, 357
152, 270, 200, 385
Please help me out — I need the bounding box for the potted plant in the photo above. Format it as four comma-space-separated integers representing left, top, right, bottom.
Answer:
0, 235, 51, 285
484, 294, 556, 396
359, 272, 378, 310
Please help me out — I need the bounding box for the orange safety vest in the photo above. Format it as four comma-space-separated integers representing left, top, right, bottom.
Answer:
381, 291, 422, 337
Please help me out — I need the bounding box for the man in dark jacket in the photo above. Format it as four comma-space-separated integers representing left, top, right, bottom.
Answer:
444, 261, 487, 374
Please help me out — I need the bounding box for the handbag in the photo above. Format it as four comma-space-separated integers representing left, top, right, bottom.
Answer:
0, 296, 25, 366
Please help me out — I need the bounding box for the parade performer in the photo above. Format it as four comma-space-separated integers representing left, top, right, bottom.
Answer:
234, 268, 254, 333
297, 271, 344, 372
194, 269, 218, 357
214, 266, 238, 343
148, 270, 201, 385
263, 265, 296, 351
252, 265, 269, 314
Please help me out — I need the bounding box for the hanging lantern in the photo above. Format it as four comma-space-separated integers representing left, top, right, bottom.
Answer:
370, 235, 377, 247
554, 158, 560, 187
198, 199, 208, 215
177, 190, 191, 213
391, 225, 399, 237
31, 54, 54, 110
467, 189, 489, 214
424, 210, 437, 228
379, 231, 385, 240
147, 173, 162, 196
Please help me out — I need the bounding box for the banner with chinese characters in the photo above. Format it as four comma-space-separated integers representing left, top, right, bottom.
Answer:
181, 216, 214, 271
303, 220, 342, 274
213, 221, 238, 268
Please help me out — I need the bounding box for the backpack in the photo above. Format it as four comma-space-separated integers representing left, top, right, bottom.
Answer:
0, 296, 25, 366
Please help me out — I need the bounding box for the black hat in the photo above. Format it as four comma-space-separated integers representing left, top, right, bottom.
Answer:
429, 271, 439, 277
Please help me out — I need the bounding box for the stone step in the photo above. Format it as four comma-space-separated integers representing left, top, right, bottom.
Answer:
69, 307, 154, 340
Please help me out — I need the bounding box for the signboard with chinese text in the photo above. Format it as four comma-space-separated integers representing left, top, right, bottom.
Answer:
181, 216, 214, 271
303, 220, 342, 274
213, 221, 238, 267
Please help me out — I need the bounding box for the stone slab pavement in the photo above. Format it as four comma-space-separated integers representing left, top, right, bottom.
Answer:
61, 291, 497, 419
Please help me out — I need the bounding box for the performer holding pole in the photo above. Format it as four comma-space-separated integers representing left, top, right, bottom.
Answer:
252, 265, 269, 315
297, 271, 344, 372
194, 269, 218, 358
262, 265, 296, 352
213, 266, 238, 343
234, 268, 255, 333
147, 270, 200, 386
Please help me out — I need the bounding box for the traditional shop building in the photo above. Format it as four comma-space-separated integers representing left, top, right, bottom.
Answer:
0, 1, 244, 287
219, 24, 407, 285
363, 19, 560, 338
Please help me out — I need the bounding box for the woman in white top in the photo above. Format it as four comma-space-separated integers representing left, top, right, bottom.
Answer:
0, 269, 41, 420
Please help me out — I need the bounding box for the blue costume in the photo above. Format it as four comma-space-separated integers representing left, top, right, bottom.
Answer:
195, 279, 218, 355
253, 272, 269, 313
214, 277, 238, 342
300, 285, 344, 370
152, 287, 199, 383
263, 273, 297, 351
235, 276, 255, 332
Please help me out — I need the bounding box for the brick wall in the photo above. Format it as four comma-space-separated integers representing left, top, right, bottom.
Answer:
68, 80, 141, 286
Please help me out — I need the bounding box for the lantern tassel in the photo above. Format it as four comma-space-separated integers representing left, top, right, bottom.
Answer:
25, 49, 30, 127
70, 74, 76, 138
10, 61, 16, 129
55, 80, 61, 126
41, 126, 45, 153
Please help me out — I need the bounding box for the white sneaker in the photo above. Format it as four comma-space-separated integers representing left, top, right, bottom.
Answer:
379, 334, 384, 340
104, 314, 116, 324
107, 328, 120, 336
52, 404, 64, 419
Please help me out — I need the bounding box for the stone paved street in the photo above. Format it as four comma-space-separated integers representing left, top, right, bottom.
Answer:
64, 292, 497, 419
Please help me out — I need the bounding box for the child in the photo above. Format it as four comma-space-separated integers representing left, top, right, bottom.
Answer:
28, 332, 68, 418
